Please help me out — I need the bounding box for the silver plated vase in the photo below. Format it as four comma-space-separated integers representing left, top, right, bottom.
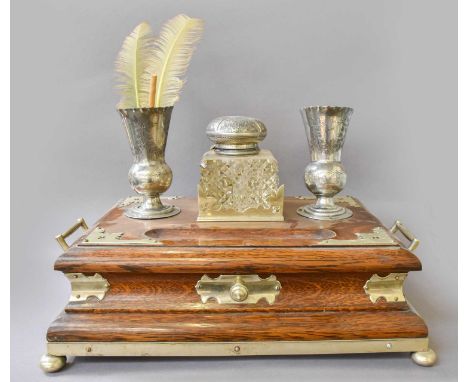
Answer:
297, 106, 353, 220
118, 107, 180, 219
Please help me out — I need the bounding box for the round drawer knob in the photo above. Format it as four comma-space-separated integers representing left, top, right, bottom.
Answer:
230, 282, 249, 302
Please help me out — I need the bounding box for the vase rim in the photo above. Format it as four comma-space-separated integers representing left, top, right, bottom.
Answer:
300, 105, 353, 113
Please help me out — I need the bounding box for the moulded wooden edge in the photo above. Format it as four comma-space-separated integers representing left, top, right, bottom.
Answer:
47, 309, 428, 343
54, 246, 421, 274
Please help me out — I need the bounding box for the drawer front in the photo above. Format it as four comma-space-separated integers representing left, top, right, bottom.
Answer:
64, 272, 409, 314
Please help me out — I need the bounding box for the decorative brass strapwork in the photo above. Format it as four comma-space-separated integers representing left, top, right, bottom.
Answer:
390, 220, 420, 251
55, 218, 89, 250
319, 227, 398, 246
65, 273, 110, 302
363, 273, 407, 303
80, 227, 161, 246
195, 275, 281, 304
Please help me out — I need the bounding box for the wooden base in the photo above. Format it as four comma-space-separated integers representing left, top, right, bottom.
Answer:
48, 309, 427, 342
42, 339, 436, 372
43, 197, 436, 371
44, 307, 435, 369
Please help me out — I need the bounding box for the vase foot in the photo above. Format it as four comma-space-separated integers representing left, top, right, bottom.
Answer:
125, 204, 181, 220
297, 204, 352, 221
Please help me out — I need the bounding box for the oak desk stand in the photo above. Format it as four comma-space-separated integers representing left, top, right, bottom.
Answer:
41, 196, 436, 372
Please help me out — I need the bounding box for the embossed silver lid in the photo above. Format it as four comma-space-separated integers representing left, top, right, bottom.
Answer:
206, 116, 267, 155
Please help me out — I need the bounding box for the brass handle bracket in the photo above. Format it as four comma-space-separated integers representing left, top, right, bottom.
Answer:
55, 218, 89, 250
390, 220, 420, 252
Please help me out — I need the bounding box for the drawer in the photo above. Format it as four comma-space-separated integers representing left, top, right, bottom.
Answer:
64, 272, 409, 314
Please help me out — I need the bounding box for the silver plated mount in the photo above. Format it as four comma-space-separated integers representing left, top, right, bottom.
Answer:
297, 106, 353, 221
119, 107, 180, 220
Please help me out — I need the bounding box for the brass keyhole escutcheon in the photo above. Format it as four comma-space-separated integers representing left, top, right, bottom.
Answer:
230, 282, 249, 302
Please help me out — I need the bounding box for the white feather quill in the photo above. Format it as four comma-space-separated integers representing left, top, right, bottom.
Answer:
146, 15, 204, 107
115, 22, 154, 108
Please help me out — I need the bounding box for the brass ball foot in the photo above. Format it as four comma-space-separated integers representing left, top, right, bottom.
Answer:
39, 354, 67, 372
411, 348, 437, 366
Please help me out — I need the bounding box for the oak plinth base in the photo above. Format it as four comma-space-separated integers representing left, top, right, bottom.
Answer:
42, 197, 436, 372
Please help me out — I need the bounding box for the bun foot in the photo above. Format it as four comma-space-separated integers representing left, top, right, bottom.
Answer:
39, 354, 66, 372
411, 348, 437, 366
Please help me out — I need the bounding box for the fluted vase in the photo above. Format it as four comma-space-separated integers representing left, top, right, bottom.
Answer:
118, 107, 180, 219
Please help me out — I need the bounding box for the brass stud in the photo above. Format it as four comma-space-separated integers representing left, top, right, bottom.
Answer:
234, 346, 240, 353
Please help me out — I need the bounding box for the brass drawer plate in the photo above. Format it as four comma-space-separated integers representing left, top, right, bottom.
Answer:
195, 275, 281, 304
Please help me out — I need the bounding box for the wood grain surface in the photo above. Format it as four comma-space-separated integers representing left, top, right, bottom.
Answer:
66, 196, 406, 248
55, 197, 420, 273
64, 272, 408, 314
47, 310, 428, 342
47, 196, 427, 345
55, 246, 421, 274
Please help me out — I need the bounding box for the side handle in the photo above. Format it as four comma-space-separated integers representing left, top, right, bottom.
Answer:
390, 220, 420, 252
55, 218, 89, 250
